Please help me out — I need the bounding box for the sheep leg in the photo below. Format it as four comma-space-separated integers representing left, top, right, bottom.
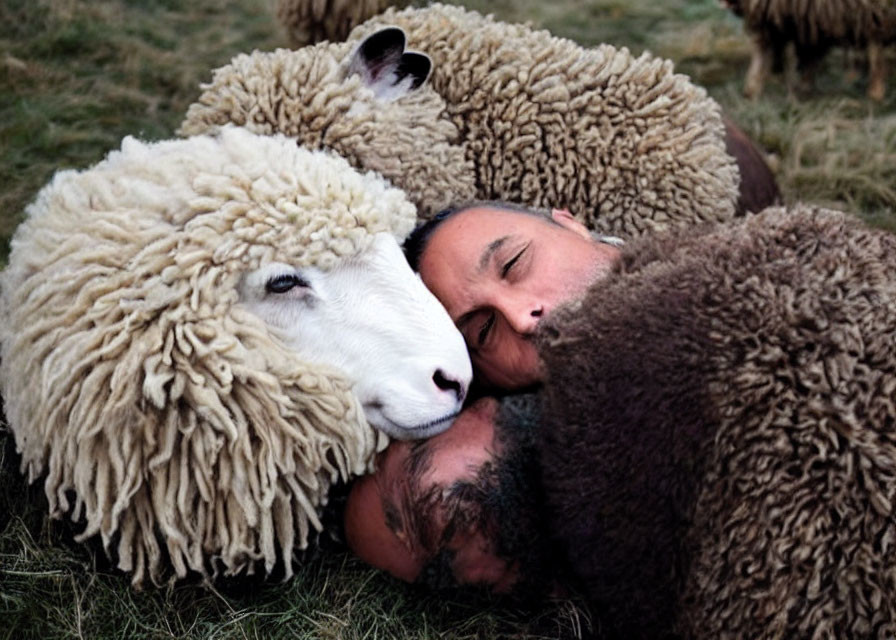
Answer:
795, 41, 829, 97
844, 47, 863, 84
868, 41, 886, 101
770, 37, 787, 74
744, 33, 773, 98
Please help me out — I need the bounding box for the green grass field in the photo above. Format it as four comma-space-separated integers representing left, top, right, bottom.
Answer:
1, 0, 894, 637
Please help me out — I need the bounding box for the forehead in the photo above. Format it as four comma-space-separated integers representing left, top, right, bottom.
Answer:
418, 207, 544, 300
432, 206, 545, 252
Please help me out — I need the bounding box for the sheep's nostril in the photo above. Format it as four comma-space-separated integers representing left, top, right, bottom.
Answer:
433, 369, 465, 402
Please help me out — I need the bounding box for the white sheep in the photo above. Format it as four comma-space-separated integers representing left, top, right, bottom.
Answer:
0, 125, 471, 586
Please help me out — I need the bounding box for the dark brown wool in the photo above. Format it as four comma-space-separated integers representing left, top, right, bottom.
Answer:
536, 205, 896, 639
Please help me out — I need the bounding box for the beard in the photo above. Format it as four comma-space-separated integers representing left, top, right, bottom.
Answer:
414, 393, 556, 601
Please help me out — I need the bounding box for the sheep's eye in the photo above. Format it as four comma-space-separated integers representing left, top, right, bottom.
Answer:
265, 273, 308, 294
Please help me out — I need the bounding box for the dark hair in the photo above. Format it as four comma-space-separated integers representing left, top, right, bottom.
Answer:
403, 201, 553, 271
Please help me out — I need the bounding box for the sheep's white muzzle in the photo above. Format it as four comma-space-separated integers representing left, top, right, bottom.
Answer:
239, 232, 472, 440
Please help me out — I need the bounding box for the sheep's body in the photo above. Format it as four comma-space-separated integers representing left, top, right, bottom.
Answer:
276, 0, 394, 48
181, 4, 747, 239
724, 0, 896, 100
536, 205, 896, 638
0, 126, 468, 585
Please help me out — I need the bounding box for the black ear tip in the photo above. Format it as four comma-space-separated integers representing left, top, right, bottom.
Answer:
360, 27, 407, 58
399, 52, 432, 89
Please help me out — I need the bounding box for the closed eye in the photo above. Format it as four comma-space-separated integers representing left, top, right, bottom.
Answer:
477, 311, 496, 346
501, 244, 528, 277
265, 273, 309, 294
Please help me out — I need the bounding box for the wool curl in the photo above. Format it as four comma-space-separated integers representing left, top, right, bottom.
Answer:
181, 3, 742, 238
179, 36, 475, 224
0, 126, 412, 586
536, 204, 896, 638
276, 0, 394, 48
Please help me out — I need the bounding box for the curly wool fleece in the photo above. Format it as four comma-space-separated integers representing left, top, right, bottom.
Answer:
0, 126, 412, 586
276, 0, 393, 48
537, 205, 896, 638
180, 35, 475, 227
181, 3, 740, 238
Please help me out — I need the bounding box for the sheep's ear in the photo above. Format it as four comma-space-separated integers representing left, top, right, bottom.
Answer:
347, 27, 432, 101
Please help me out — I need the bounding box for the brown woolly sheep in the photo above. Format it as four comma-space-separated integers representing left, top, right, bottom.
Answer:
722, 0, 896, 100
276, 0, 395, 48
181, 4, 779, 239
536, 205, 896, 638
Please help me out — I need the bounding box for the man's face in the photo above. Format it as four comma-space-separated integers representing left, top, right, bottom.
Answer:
344, 396, 549, 596
417, 206, 618, 389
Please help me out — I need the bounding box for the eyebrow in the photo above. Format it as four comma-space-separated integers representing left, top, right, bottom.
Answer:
479, 235, 510, 273
406, 439, 436, 485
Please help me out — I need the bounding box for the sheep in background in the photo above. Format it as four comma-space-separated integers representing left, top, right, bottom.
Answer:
182, 28, 475, 230
276, 0, 395, 48
181, 4, 777, 240
722, 0, 896, 101
536, 204, 896, 638
0, 125, 471, 586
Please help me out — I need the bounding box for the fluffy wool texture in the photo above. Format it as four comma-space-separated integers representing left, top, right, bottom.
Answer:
276, 0, 394, 48
0, 126, 414, 586
536, 205, 896, 638
180, 36, 474, 227
181, 3, 744, 238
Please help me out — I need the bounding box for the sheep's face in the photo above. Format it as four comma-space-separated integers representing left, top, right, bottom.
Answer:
239, 232, 472, 440
0, 125, 468, 586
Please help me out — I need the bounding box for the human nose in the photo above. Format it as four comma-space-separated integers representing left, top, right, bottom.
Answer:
502, 298, 543, 335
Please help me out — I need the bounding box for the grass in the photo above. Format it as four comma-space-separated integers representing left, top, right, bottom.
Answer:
0, 437, 586, 639
1, 0, 894, 637
0, 0, 282, 262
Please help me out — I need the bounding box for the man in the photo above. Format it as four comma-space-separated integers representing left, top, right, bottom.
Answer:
346, 201, 619, 594
404, 202, 622, 389
348, 204, 896, 638
345, 393, 552, 597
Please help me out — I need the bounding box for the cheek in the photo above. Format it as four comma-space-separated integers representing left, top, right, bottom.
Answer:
425, 450, 491, 488
473, 335, 541, 389
449, 532, 519, 592
538, 240, 607, 309
544, 270, 588, 313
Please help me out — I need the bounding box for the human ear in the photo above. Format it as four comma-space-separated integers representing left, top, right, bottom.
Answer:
550, 208, 592, 240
